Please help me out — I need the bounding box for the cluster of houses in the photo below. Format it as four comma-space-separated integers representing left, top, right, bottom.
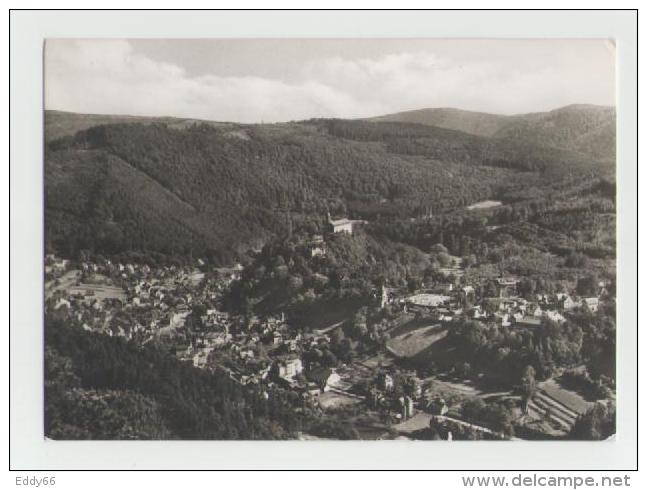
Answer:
381, 275, 607, 332
44, 246, 611, 428
154, 293, 350, 398
44, 254, 69, 277
45, 255, 242, 348
46, 255, 360, 405
211, 318, 352, 399
365, 370, 458, 423
270, 359, 344, 399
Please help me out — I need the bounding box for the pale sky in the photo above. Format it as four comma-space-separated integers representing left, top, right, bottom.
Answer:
44, 39, 616, 123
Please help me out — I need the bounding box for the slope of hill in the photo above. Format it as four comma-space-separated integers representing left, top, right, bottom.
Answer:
493, 105, 616, 160
44, 110, 233, 142
369, 107, 509, 137
44, 107, 615, 263
370, 104, 615, 160
45, 316, 305, 439
319, 118, 603, 175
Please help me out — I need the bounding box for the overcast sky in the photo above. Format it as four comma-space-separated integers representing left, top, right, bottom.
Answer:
45, 39, 615, 123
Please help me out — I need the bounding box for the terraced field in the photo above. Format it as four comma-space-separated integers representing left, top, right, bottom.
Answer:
527, 381, 593, 433
539, 379, 594, 415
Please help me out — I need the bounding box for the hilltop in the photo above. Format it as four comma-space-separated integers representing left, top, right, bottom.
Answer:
45, 110, 234, 142
370, 104, 615, 160
369, 107, 510, 138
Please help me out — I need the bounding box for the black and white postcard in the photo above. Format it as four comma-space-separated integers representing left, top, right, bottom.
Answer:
9, 9, 638, 472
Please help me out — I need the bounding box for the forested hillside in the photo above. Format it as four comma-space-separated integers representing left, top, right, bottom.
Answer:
45, 106, 615, 264
44, 110, 228, 142
370, 104, 615, 160
369, 107, 511, 137
45, 315, 306, 439
493, 105, 616, 161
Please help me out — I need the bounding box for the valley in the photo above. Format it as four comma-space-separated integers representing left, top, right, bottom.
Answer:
44, 105, 617, 441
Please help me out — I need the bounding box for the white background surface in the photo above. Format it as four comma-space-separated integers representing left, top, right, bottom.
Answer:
6, 4, 639, 481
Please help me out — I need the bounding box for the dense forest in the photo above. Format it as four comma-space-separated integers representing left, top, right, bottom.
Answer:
45, 106, 614, 264
241, 175, 616, 304
45, 314, 308, 439
223, 229, 431, 328
319, 118, 602, 174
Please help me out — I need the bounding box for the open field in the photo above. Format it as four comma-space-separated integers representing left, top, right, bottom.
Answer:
359, 352, 394, 369
396, 412, 432, 433
397, 412, 515, 440
318, 391, 362, 410
466, 200, 503, 210
46, 271, 126, 302
424, 376, 481, 397
422, 375, 517, 407
66, 283, 127, 301
386, 321, 448, 358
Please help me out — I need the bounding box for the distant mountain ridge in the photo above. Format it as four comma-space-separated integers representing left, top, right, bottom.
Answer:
44, 110, 233, 143
369, 104, 616, 160
44, 105, 615, 263
48, 104, 616, 161
369, 107, 510, 137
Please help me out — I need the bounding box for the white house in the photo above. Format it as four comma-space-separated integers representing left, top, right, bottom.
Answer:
583, 297, 600, 313
329, 217, 354, 234
278, 358, 304, 379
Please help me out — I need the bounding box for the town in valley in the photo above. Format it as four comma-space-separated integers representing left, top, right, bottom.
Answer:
43, 38, 617, 442
45, 169, 616, 441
